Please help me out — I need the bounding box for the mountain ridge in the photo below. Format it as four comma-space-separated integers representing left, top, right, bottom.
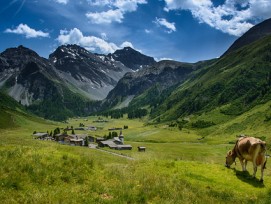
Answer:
223, 18, 271, 56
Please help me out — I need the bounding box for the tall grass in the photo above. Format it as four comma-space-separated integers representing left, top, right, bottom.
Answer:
1, 111, 271, 203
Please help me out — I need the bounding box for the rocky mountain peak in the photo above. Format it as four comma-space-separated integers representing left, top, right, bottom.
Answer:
108, 46, 156, 70
1, 45, 40, 59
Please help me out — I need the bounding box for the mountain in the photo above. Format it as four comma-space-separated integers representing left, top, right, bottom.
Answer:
102, 60, 206, 110
99, 19, 271, 123
49, 44, 133, 100
107, 47, 156, 71
0, 45, 93, 121
152, 34, 271, 121
0, 44, 157, 120
0, 45, 61, 106
223, 18, 271, 56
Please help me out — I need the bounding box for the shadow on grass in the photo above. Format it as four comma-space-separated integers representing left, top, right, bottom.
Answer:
232, 168, 265, 188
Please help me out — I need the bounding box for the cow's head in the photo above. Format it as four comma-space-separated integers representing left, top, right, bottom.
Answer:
225, 150, 235, 168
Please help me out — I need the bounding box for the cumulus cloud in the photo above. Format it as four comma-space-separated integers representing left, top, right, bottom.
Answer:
86, 9, 124, 24
56, 28, 134, 53
4, 24, 50, 38
120, 41, 134, 48
154, 17, 176, 33
86, 0, 147, 24
54, 0, 69, 4
164, 0, 271, 36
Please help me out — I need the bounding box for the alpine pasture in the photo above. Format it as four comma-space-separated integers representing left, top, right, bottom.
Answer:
0, 109, 271, 203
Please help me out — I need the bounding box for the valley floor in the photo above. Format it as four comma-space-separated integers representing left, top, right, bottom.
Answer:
0, 113, 271, 203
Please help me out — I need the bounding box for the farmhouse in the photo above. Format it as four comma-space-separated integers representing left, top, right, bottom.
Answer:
93, 119, 108, 123
116, 145, 132, 150
33, 132, 48, 139
55, 133, 68, 141
137, 146, 146, 152
96, 137, 106, 143
108, 127, 123, 131
98, 140, 118, 149
97, 132, 132, 150
87, 126, 97, 131
74, 127, 85, 130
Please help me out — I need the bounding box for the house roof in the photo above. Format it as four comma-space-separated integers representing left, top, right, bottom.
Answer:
113, 137, 122, 143
70, 139, 84, 142
117, 145, 132, 148
100, 140, 115, 145
33, 132, 48, 137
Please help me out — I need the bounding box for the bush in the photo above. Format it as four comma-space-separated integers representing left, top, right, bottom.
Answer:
192, 120, 215, 128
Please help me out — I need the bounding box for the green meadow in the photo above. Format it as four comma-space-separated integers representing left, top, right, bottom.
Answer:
1, 106, 271, 203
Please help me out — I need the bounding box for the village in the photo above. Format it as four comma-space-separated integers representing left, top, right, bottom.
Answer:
32, 117, 146, 152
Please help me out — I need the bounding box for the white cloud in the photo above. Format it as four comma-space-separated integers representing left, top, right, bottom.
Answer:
157, 57, 174, 61
86, 0, 147, 24
145, 29, 151, 33
164, 0, 271, 36
4, 24, 50, 38
86, 9, 123, 24
101, 32, 108, 40
114, 0, 147, 12
54, 0, 69, 4
120, 41, 134, 48
56, 28, 134, 54
154, 17, 176, 33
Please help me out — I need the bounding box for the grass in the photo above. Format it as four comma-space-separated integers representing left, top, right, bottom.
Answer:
1, 109, 271, 203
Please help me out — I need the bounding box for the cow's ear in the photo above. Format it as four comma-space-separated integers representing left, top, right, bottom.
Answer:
227, 150, 232, 156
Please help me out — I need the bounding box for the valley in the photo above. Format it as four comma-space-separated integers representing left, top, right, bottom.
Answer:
1, 13, 271, 204
0, 102, 271, 203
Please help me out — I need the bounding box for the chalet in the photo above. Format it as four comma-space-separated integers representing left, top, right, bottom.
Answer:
116, 145, 132, 150
108, 127, 123, 131
93, 119, 108, 123
64, 127, 73, 131
74, 127, 85, 130
87, 126, 97, 131
61, 134, 88, 146
88, 135, 95, 143
70, 138, 84, 146
97, 132, 132, 150
137, 146, 146, 152
96, 137, 106, 143
55, 133, 68, 141
33, 132, 48, 139
98, 140, 118, 149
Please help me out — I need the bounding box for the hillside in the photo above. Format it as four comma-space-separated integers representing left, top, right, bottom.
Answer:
223, 18, 271, 56
102, 60, 205, 110
152, 35, 271, 121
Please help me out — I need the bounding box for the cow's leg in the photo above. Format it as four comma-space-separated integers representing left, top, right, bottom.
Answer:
252, 155, 258, 178
260, 160, 266, 182
239, 158, 246, 171
253, 165, 257, 178
244, 160, 248, 171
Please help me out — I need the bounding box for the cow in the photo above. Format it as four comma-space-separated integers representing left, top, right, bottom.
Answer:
225, 136, 267, 182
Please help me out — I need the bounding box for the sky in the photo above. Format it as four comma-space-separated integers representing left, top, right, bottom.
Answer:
0, 0, 271, 63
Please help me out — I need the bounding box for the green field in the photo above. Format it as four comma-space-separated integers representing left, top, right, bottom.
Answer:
1, 108, 271, 203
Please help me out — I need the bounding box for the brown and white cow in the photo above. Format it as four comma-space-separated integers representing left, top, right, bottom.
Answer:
225, 136, 267, 182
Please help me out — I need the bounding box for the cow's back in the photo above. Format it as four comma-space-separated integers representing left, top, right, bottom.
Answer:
236, 137, 266, 162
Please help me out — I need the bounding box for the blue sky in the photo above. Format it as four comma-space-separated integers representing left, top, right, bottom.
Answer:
0, 0, 271, 62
